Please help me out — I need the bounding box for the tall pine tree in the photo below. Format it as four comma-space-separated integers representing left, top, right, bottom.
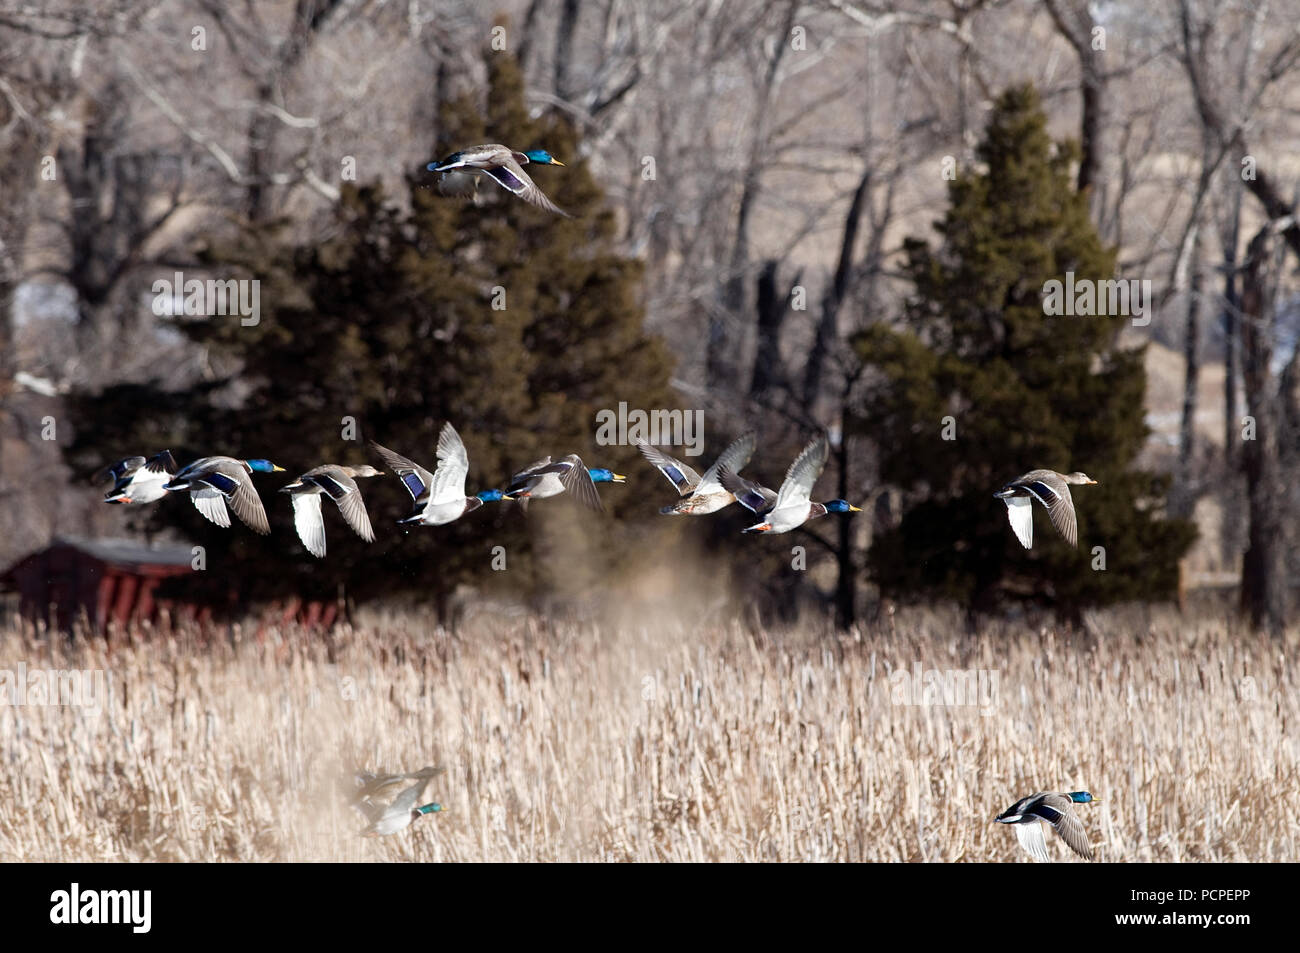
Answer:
853, 85, 1195, 615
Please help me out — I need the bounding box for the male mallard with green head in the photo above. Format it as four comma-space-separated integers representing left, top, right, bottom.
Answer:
163, 456, 286, 535
353, 766, 448, 837
371, 423, 503, 528
995, 791, 1098, 861
720, 434, 861, 534
100, 450, 178, 505
504, 455, 623, 514
427, 145, 570, 216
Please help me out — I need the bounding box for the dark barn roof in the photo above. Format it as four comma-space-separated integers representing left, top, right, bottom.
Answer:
2, 537, 341, 633
54, 537, 196, 568
1, 536, 199, 631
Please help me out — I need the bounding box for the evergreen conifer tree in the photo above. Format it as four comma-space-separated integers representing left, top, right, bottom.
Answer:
853, 85, 1195, 614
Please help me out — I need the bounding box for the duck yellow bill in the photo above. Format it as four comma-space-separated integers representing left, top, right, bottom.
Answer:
551, 159, 565, 166
273, 465, 286, 472
849, 505, 862, 512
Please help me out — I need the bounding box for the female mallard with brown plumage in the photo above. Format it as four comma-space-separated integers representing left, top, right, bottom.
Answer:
638, 431, 757, 515
279, 464, 383, 558
994, 469, 1097, 548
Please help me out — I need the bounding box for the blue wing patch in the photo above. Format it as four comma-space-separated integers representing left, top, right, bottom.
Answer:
485, 165, 526, 194
205, 472, 240, 496
401, 472, 427, 499
1026, 481, 1058, 503
1034, 804, 1063, 824
312, 474, 349, 500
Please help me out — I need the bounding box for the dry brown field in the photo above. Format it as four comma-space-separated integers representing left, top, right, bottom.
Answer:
1, 604, 1294, 862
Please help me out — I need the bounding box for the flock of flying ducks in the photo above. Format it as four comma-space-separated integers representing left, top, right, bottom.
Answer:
96, 424, 869, 558
97, 142, 1104, 858
99, 140, 1100, 557
99, 423, 1095, 560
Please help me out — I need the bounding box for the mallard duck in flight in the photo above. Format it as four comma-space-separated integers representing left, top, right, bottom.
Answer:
994, 469, 1097, 548
353, 766, 448, 837
718, 434, 860, 534
638, 431, 756, 515
100, 450, 177, 504
427, 145, 570, 217
351, 765, 444, 805
279, 464, 382, 558
163, 456, 285, 535
995, 791, 1098, 861
504, 455, 623, 513
371, 423, 502, 527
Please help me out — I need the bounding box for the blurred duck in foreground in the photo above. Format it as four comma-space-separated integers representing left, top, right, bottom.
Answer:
279, 464, 382, 558
352, 766, 448, 837
100, 450, 177, 504
427, 144, 570, 217
371, 423, 503, 527
163, 456, 284, 535
719, 434, 860, 534
638, 431, 757, 515
995, 791, 1097, 861
994, 469, 1097, 548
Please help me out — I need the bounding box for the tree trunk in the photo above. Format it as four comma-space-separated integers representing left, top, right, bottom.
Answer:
1220, 189, 1242, 463
1174, 222, 1202, 517
1077, 67, 1105, 205
804, 169, 871, 405
244, 0, 344, 223
1237, 223, 1287, 636
516, 0, 544, 72
749, 259, 796, 401
244, 82, 275, 223
1044, 0, 1107, 223
709, 1, 798, 385
553, 0, 581, 101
